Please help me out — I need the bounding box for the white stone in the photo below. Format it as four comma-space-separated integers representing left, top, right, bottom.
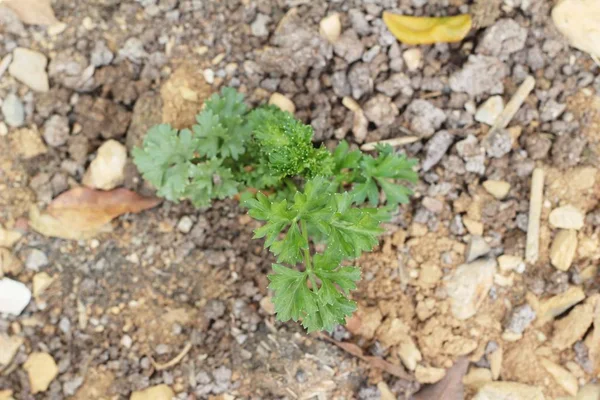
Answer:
0, 278, 31, 316
319, 13, 342, 43
1, 93, 24, 128
82, 140, 127, 190
482, 180, 511, 199
203, 69, 214, 84
177, 216, 194, 234
403, 48, 422, 71
466, 236, 491, 262
268, 93, 296, 114
498, 255, 525, 273
552, 0, 600, 60
549, 205, 584, 230
475, 96, 504, 125
550, 229, 578, 271
446, 258, 497, 320
8, 48, 49, 92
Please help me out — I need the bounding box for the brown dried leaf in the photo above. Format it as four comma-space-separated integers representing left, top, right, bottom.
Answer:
414, 357, 469, 400
319, 334, 412, 380
29, 187, 161, 240
2, 0, 59, 25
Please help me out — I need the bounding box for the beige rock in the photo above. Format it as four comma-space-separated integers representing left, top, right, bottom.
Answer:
352, 109, 369, 143
474, 382, 545, 400
463, 368, 493, 389
268, 93, 295, 114
319, 14, 342, 43
32, 272, 54, 298
551, 302, 594, 350
498, 255, 525, 273
488, 347, 503, 380
8, 48, 49, 92
377, 382, 396, 400
259, 296, 275, 315
463, 217, 484, 236
549, 205, 585, 230
130, 384, 175, 400
538, 286, 586, 324
0, 248, 23, 277
483, 180, 511, 199
0, 225, 22, 248
23, 352, 59, 394
0, 334, 23, 366
501, 331, 523, 342
0, 389, 14, 400
577, 384, 600, 400
82, 140, 127, 190
403, 48, 422, 71
466, 236, 491, 262
550, 230, 578, 271
397, 339, 422, 371
552, 0, 600, 60
475, 96, 504, 126
9, 128, 48, 159
342, 96, 361, 112
446, 258, 497, 320
539, 358, 578, 396
415, 365, 446, 384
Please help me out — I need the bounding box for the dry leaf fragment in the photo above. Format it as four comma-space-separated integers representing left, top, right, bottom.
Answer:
2, 0, 59, 26
319, 334, 412, 380
383, 12, 472, 45
29, 187, 161, 240
414, 357, 469, 400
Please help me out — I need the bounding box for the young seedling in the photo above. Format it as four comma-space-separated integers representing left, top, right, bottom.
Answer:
134, 87, 417, 332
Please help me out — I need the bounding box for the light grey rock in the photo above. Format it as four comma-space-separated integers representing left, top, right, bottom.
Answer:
1, 93, 24, 127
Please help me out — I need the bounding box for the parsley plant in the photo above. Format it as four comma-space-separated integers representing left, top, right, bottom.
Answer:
134, 87, 417, 332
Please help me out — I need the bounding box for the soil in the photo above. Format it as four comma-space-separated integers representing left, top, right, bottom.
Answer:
1, 0, 600, 399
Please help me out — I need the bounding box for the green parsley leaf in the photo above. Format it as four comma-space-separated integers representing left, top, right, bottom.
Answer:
132, 124, 197, 202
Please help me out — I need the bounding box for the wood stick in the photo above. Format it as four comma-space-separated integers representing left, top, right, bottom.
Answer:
526, 168, 544, 264
360, 136, 420, 151
490, 75, 535, 133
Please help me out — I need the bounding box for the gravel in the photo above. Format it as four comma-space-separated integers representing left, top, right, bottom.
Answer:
43, 115, 70, 147
1, 93, 25, 127
403, 99, 446, 138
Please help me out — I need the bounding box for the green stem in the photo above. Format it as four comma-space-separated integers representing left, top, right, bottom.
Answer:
300, 219, 319, 293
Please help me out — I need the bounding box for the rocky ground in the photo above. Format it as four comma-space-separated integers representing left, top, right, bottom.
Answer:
1, 0, 600, 399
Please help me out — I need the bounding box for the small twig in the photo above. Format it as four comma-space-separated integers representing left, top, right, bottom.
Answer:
149, 342, 192, 371
361, 136, 420, 151
526, 168, 544, 264
490, 75, 535, 133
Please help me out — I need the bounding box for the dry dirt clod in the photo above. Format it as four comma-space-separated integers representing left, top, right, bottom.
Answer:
550, 229, 578, 271
0, 334, 24, 366
0, 248, 23, 277
130, 385, 175, 400
549, 205, 585, 230
23, 352, 59, 394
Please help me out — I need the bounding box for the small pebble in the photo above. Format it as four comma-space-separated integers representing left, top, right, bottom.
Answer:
1, 94, 25, 128
177, 216, 194, 234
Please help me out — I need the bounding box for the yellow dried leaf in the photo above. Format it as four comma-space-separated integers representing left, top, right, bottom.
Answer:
383, 12, 472, 45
